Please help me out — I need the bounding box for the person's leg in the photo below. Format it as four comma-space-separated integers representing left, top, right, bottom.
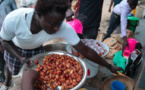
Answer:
0, 52, 5, 83
3, 66, 11, 87
0, 65, 12, 90
76, 0, 103, 40
0, 50, 20, 89
103, 13, 120, 40
83, 26, 99, 39
107, 14, 120, 34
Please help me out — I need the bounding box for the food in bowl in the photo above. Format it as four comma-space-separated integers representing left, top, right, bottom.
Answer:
34, 54, 83, 90
71, 39, 107, 58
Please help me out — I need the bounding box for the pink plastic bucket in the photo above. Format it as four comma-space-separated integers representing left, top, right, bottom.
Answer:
66, 19, 83, 34
123, 47, 131, 57
127, 38, 138, 52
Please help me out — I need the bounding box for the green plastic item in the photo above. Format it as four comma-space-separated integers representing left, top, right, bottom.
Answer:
116, 63, 126, 73
127, 16, 140, 32
113, 51, 126, 73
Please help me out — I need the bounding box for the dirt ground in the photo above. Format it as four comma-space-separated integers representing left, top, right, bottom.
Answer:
2, 0, 115, 90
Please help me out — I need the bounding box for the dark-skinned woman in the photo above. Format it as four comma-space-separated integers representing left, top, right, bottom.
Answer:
0, 0, 122, 89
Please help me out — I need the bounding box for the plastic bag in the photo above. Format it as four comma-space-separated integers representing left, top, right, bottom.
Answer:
103, 38, 117, 47
111, 34, 123, 44
105, 49, 119, 59
110, 43, 122, 50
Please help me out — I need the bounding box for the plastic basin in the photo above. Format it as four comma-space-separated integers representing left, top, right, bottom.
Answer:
101, 75, 134, 90
111, 80, 125, 90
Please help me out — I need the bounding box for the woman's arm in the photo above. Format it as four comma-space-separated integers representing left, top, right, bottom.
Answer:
0, 18, 30, 64
73, 41, 123, 73
21, 70, 40, 90
0, 37, 30, 64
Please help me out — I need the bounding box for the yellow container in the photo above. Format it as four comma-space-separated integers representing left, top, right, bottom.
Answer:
132, 7, 137, 16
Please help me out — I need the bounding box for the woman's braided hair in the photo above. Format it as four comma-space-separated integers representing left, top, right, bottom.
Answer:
35, 0, 68, 15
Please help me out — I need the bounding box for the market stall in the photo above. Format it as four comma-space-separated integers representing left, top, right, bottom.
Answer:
4, 0, 144, 90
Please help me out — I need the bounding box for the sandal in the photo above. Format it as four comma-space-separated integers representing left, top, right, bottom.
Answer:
0, 85, 8, 90
0, 80, 13, 90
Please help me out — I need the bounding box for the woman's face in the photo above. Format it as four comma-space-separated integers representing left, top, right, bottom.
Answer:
39, 11, 65, 34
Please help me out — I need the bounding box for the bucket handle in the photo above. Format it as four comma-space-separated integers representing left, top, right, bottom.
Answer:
136, 21, 139, 26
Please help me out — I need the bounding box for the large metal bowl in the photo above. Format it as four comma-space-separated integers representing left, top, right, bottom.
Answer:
21, 51, 87, 90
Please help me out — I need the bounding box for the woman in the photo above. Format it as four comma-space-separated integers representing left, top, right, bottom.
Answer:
0, 0, 122, 89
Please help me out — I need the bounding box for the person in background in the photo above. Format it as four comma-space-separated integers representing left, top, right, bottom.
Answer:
103, 0, 138, 52
66, 0, 104, 39
0, 0, 122, 89
0, 0, 17, 85
108, 0, 122, 12
0, 0, 17, 20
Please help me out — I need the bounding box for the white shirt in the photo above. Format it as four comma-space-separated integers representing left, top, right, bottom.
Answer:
0, 8, 80, 49
113, 0, 132, 38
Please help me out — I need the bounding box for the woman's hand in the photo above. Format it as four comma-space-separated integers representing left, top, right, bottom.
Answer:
21, 70, 40, 90
110, 65, 123, 73
23, 70, 39, 82
20, 57, 30, 65
20, 57, 34, 70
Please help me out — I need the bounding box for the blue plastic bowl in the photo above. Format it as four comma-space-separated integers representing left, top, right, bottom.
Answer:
111, 80, 125, 90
